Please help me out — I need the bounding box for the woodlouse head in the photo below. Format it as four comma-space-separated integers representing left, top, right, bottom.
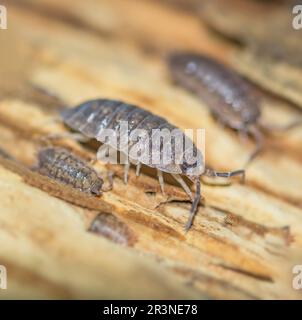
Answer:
38, 147, 57, 166
167, 52, 208, 82
89, 178, 104, 196
180, 149, 205, 179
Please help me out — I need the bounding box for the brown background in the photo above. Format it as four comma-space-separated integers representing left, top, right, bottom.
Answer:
0, 0, 301, 299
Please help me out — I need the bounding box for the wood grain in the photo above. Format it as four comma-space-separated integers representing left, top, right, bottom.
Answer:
0, 0, 301, 299
199, 0, 302, 108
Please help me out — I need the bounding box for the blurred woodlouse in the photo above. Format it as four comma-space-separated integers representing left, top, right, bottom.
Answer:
89, 212, 136, 246
168, 52, 302, 163
35, 147, 113, 195
60, 99, 244, 231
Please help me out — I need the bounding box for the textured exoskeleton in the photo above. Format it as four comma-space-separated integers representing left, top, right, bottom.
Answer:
168, 52, 302, 163
61, 99, 244, 231
36, 147, 107, 195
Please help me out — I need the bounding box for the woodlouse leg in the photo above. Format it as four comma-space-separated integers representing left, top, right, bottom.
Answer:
239, 128, 249, 144
204, 168, 245, 183
136, 162, 142, 176
246, 125, 264, 165
172, 174, 193, 200
96, 145, 110, 163
157, 169, 165, 195
102, 171, 114, 192
185, 178, 201, 232
124, 162, 130, 184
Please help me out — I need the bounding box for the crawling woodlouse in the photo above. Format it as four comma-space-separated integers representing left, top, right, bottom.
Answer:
168, 52, 301, 163
89, 212, 136, 246
60, 99, 244, 231
36, 147, 112, 195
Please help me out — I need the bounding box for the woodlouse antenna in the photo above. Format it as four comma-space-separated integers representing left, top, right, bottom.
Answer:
185, 177, 201, 232
204, 168, 245, 184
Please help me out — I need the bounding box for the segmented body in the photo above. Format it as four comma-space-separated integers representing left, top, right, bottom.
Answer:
36, 147, 104, 195
168, 53, 261, 131
61, 99, 203, 176
60, 99, 244, 231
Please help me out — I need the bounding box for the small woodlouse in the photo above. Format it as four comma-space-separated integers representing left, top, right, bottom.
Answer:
168, 52, 301, 163
60, 99, 244, 231
89, 212, 136, 246
36, 147, 112, 195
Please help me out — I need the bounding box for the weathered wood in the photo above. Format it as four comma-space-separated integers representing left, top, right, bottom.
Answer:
0, 0, 301, 299
200, 0, 302, 108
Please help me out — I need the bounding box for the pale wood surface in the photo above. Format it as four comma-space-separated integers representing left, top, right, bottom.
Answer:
0, 0, 301, 299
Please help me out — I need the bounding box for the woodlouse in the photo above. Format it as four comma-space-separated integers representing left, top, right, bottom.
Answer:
168, 52, 301, 163
60, 99, 244, 231
36, 147, 112, 195
89, 212, 136, 246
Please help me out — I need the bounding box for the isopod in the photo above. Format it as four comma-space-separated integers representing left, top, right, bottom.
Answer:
60, 99, 244, 231
168, 52, 301, 163
36, 147, 112, 195
89, 212, 136, 246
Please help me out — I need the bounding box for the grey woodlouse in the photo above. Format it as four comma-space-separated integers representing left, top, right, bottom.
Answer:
36, 147, 112, 195
168, 52, 302, 163
60, 99, 244, 231
89, 212, 136, 246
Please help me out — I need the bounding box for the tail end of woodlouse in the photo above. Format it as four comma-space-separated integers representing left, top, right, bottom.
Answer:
184, 177, 201, 233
